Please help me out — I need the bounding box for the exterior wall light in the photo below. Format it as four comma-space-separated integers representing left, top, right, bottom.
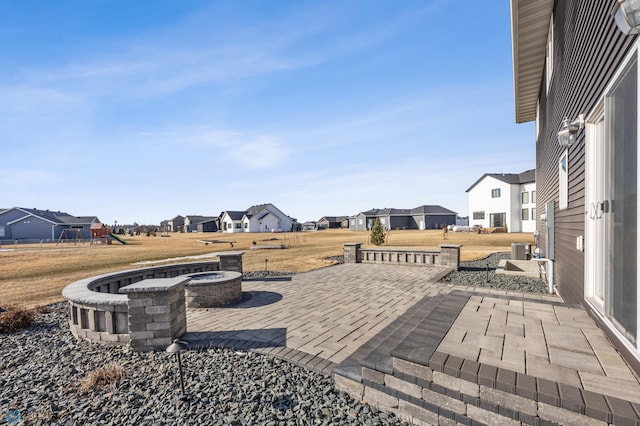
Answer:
612, 0, 640, 35
557, 114, 585, 148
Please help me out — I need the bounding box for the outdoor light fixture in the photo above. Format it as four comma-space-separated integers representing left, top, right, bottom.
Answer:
557, 114, 585, 148
612, 0, 640, 35
166, 339, 189, 401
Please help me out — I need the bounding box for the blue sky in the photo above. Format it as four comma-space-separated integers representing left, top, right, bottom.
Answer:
0, 1, 534, 225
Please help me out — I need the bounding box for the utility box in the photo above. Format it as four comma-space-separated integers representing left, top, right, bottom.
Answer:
511, 243, 530, 260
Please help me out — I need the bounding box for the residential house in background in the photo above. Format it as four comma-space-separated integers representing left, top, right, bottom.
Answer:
219, 204, 296, 233
301, 221, 318, 231
0, 207, 100, 242
511, 0, 639, 371
161, 215, 185, 232
184, 215, 219, 233
316, 216, 349, 229
349, 205, 457, 231
456, 216, 469, 226
466, 169, 536, 232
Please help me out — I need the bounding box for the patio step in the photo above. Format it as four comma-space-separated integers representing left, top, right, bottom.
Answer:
334, 292, 469, 381
333, 290, 640, 425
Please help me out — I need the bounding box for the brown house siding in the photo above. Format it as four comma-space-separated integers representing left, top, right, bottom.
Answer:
536, 1, 636, 304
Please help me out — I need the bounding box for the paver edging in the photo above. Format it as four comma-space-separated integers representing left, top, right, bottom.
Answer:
427, 350, 640, 424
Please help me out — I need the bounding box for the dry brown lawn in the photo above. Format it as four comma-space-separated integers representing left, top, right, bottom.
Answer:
0, 229, 534, 309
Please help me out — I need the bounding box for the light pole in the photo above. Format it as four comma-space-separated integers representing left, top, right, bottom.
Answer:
166, 339, 189, 401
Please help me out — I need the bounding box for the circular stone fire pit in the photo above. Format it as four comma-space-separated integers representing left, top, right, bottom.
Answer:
185, 271, 243, 308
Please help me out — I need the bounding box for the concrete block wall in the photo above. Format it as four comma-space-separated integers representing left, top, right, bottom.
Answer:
219, 252, 243, 273
67, 301, 130, 345
343, 243, 361, 264
185, 271, 243, 308
63, 261, 228, 346
439, 244, 462, 270
335, 356, 611, 426
120, 277, 189, 352
343, 244, 462, 270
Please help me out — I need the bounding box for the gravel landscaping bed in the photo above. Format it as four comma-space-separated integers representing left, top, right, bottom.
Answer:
0, 304, 406, 425
440, 252, 549, 293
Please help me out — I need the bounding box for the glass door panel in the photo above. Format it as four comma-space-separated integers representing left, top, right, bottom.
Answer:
608, 60, 638, 343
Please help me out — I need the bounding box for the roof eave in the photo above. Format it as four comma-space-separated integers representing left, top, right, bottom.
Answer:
511, 0, 554, 123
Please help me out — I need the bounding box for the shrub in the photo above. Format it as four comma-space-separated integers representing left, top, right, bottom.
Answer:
0, 305, 46, 334
370, 218, 385, 246
79, 363, 125, 393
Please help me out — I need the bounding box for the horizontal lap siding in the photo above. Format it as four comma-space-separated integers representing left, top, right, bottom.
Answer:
538, 1, 636, 304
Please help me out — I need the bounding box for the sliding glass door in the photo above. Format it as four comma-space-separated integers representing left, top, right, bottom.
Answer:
586, 55, 638, 347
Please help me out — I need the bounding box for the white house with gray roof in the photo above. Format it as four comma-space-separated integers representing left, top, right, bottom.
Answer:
466, 169, 536, 233
219, 204, 296, 233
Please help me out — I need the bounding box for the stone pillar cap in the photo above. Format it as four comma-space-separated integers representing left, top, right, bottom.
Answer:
120, 277, 191, 293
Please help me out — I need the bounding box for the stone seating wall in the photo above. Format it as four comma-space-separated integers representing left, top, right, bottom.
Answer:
62, 260, 231, 348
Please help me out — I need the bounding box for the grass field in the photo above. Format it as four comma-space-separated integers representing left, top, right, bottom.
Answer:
0, 229, 535, 309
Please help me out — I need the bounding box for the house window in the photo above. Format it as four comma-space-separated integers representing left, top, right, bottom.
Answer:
358, 219, 363, 225
531, 190, 536, 203
531, 208, 536, 220
380, 218, 386, 225
522, 208, 529, 221
227, 223, 232, 230
522, 192, 529, 204
473, 211, 485, 220
244, 223, 248, 228
235, 223, 241, 229
0, 226, 4, 237
559, 150, 568, 210
491, 188, 501, 198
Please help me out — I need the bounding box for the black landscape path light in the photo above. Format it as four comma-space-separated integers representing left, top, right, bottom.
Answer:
166, 339, 189, 401
265, 258, 269, 272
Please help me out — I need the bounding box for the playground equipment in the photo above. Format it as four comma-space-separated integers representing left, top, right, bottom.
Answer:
89, 223, 127, 245
108, 233, 127, 245
90, 223, 109, 244
57, 229, 84, 245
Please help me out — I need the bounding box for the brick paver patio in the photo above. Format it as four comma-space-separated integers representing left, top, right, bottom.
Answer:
183, 263, 640, 423
185, 264, 451, 372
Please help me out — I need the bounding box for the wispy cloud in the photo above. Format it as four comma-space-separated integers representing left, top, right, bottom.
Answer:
0, 168, 58, 187
132, 127, 292, 170
0, 85, 82, 114
7, 2, 444, 102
